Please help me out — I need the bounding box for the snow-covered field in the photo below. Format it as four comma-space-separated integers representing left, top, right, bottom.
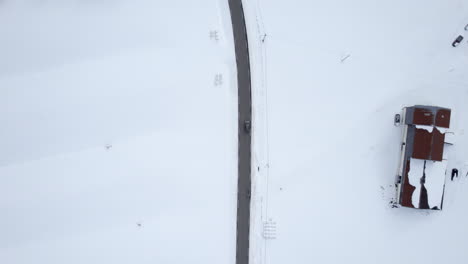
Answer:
3, 0, 468, 263
245, 0, 468, 263
0, 1, 238, 263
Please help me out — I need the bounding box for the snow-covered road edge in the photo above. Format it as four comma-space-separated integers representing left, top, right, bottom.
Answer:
241, 1, 268, 263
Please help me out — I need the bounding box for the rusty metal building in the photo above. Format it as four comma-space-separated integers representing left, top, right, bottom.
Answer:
396, 105, 451, 210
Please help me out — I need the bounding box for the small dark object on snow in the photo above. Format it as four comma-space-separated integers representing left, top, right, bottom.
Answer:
452, 35, 464, 47
394, 114, 401, 126
389, 200, 399, 208
451, 168, 458, 181
465, 24, 468, 31
244, 120, 251, 133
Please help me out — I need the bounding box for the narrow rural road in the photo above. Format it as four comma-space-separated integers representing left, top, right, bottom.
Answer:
227, 1, 252, 264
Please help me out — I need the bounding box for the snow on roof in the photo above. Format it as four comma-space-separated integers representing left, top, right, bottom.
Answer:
445, 132, 456, 145
407, 158, 447, 209
425, 160, 448, 209
407, 158, 425, 208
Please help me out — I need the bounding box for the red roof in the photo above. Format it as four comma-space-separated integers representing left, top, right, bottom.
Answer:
412, 128, 445, 161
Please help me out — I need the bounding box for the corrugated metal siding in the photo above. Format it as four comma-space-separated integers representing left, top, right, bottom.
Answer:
412, 128, 433, 160
412, 128, 445, 161
431, 129, 445, 161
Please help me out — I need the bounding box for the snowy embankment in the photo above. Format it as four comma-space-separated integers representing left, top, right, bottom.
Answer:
244, 0, 468, 263
0, 1, 238, 263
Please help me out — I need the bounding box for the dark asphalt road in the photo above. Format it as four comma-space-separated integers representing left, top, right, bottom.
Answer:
227, 1, 252, 264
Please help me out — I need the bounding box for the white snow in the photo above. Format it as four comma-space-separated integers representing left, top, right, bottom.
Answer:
436, 127, 450, 134
0, 1, 238, 263
3, 0, 468, 263
407, 158, 448, 209
445, 132, 456, 145
244, 0, 468, 263
408, 158, 425, 208
415, 125, 435, 133
425, 160, 448, 209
